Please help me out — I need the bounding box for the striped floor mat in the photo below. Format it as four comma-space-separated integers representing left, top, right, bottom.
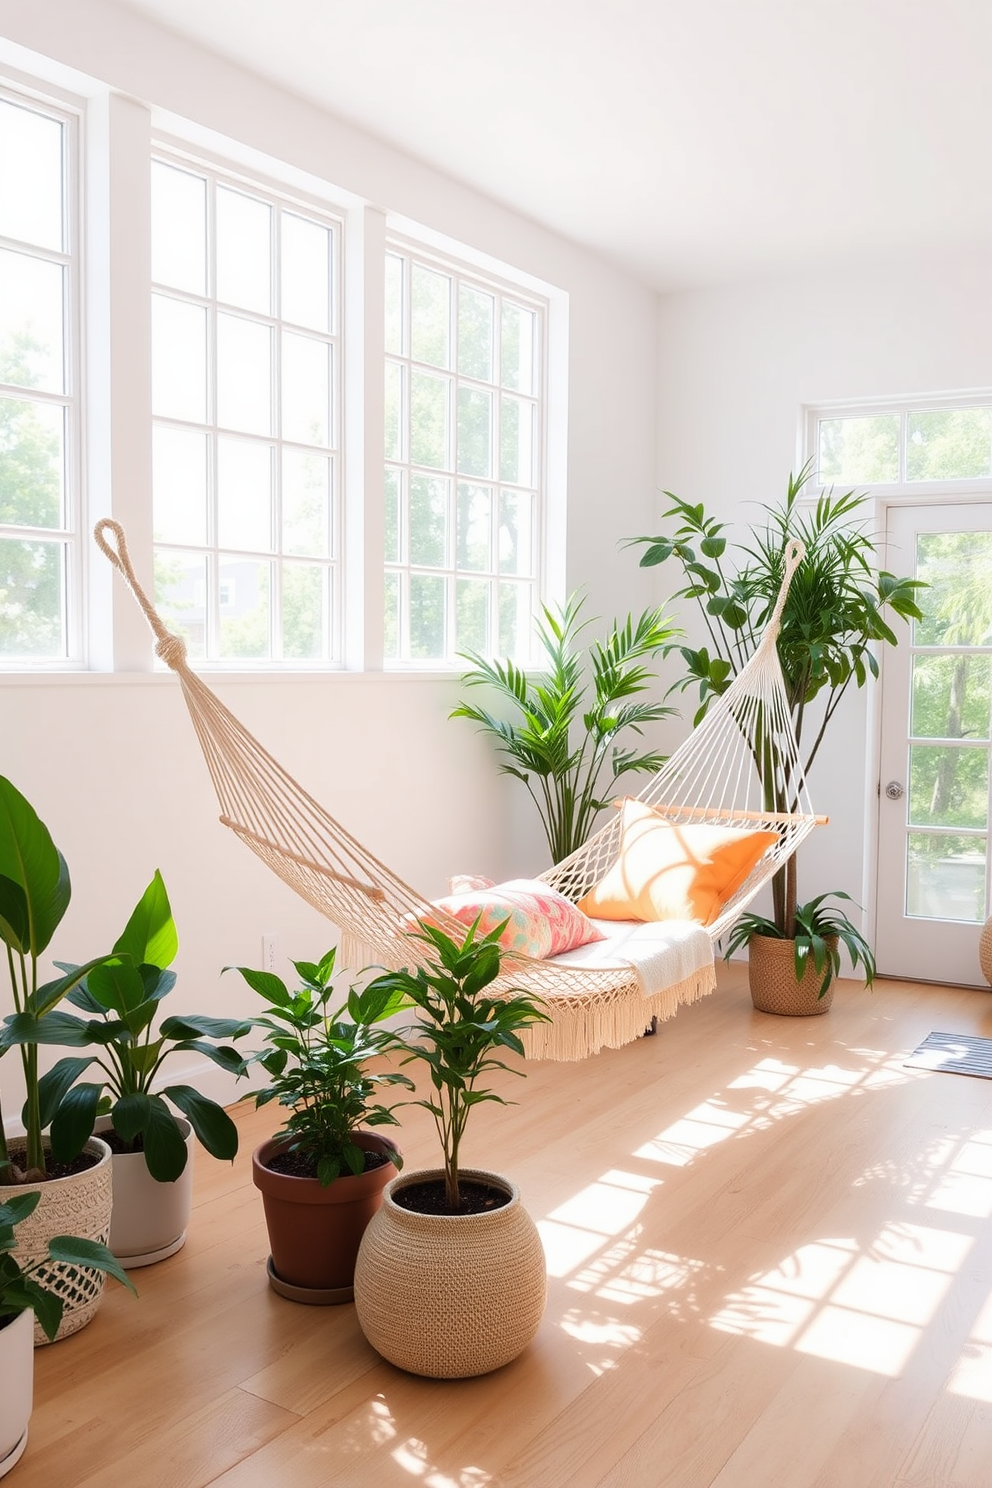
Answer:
905, 1031, 992, 1078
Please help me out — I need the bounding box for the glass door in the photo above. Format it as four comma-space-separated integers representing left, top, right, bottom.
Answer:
875, 503, 992, 984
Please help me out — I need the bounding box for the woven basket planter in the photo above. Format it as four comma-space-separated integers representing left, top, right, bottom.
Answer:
980, 918, 992, 986
747, 933, 837, 1016
353, 1167, 547, 1379
7, 1137, 113, 1345
253, 1131, 399, 1303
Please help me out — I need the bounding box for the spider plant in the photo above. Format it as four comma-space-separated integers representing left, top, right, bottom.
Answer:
723, 892, 876, 998
451, 595, 679, 863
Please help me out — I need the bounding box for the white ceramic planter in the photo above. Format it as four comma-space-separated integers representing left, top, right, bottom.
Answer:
7, 1136, 113, 1345
0, 1310, 32, 1478
96, 1116, 195, 1268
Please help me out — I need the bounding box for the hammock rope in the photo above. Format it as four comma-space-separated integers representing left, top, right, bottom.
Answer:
94, 520, 822, 1060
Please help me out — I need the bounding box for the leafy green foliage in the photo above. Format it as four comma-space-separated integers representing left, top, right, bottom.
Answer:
0, 1188, 136, 1342
0, 775, 110, 1177
366, 921, 549, 1212
452, 595, 679, 863
722, 892, 876, 998
2, 870, 250, 1183
226, 948, 414, 1187
631, 465, 925, 933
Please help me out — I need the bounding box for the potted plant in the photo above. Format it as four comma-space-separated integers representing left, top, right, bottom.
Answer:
0, 1189, 134, 1477
353, 920, 550, 1379
224, 947, 413, 1304
0, 776, 124, 1338
632, 466, 923, 1009
723, 892, 876, 1014
16, 871, 252, 1267
452, 594, 679, 862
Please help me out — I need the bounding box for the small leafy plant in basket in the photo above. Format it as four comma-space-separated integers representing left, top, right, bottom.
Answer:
366, 918, 550, 1213
723, 892, 876, 1000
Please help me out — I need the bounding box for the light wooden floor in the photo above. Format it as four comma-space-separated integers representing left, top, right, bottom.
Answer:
19, 963, 992, 1488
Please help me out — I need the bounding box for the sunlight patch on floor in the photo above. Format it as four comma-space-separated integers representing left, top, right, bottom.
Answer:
711, 1222, 973, 1378
634, 1101, 750, 1167
390, 1436, 493, 1486
926, 1130, 992, 1219
538, 1169, 660, 1277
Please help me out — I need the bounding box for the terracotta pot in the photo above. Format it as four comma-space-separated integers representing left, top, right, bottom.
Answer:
252, 1131, 399, 1303
6, 1137, 113, 1345
0, 1311, 33, 1478
95, 1115, 195, 1268
747, 932, 838, 1015
353, 1167, 547, 1379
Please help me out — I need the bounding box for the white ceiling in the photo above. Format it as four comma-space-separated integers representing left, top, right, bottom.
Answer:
114, 0, 992, 293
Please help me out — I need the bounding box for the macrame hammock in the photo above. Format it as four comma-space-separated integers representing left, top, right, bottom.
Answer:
94, 521, 822, 1062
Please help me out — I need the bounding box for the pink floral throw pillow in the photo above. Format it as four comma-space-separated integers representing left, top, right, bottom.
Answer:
414, 878, 605, 960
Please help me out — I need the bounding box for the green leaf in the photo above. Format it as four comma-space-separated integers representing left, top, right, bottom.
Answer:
36, 1056, 99, 1128
17, 1277, 62, 1340
112, 870, 178, 970
0, 776, 70, 958
86, 959, 149, 1018
163, 1085, 239, 1163
46, 1235, 136, 1294
49, 1082, 103, 1163
223, 966, 289, 1004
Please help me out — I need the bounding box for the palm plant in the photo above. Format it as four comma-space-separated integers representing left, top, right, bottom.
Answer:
632, 465, 924, 934
451, 595, 679, 863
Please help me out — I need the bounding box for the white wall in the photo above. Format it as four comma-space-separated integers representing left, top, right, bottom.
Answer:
654, 250, 992, 939
0, 1, 660, 1121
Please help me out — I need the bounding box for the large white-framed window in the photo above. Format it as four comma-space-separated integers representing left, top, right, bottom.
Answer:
151, 148, 343, 666
0, 82, 80, 664
383, 239, 546, 667
805, 394, 992, 492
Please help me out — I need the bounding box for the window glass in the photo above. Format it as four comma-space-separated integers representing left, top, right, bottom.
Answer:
152, 153, 340, 665
385, 245, 544, 665
0, 91, 74, 664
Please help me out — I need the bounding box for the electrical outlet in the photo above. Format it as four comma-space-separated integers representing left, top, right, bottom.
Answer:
262, 933, 278, 972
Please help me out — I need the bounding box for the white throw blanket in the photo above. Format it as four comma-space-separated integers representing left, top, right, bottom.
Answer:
549, 918, 714, 999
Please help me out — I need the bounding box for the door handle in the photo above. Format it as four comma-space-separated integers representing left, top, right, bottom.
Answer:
885, 781, 905, 800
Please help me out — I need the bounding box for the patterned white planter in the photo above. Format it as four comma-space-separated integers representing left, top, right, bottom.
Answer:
7, 1136, 113, 1345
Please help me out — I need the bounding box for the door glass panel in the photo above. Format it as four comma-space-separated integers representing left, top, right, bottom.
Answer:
914, 532, 992, 646
909, 744, 988, 830
907, 833, 986, 922
912, 654, 992, 741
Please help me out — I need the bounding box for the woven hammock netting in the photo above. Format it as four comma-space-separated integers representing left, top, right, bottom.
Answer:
94, 522, 821, 1060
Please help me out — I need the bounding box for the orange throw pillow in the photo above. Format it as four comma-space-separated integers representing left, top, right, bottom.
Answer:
577, 798, 778, 925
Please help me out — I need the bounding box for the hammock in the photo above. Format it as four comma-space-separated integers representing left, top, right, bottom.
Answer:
93, 521, 822, 1061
